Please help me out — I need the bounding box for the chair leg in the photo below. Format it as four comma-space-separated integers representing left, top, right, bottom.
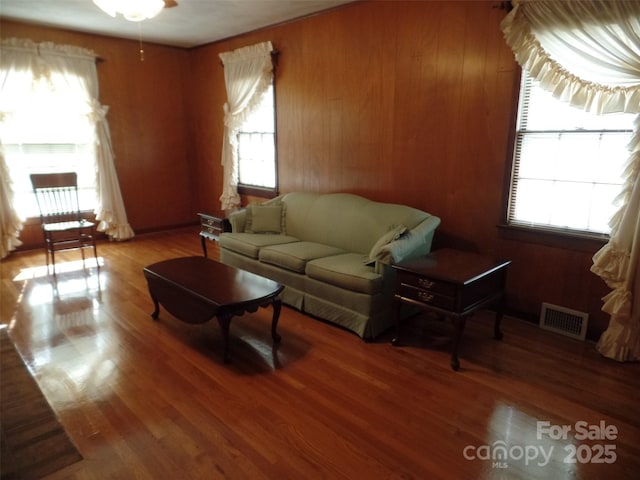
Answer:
92, 241, 99, 269
42, 233, 51, 274
50, 248, 57, 277
80, 242, 86, 267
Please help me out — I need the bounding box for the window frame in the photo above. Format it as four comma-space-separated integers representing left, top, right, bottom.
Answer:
500, 68, 632, 247
236, 55, 279, 200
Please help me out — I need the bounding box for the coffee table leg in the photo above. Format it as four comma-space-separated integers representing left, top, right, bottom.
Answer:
149, 292, 160, 320
217, 314, 232, 363
271, 298, 282, 344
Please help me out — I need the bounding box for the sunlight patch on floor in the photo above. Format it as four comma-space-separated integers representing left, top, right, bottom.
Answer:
13, 257, 104, 281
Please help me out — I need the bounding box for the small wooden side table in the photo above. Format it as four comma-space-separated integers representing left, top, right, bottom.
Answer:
198, 210, 235, 258
391, 248, 511, 371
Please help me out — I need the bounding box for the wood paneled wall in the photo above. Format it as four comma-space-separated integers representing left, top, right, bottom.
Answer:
187, 1, 610, 337
0, 1, 611, 338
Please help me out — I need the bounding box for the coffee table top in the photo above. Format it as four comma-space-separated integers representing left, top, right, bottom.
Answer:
143, 256, 283, 308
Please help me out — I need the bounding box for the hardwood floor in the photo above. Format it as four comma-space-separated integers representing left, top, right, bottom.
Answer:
1, 228, 639, 479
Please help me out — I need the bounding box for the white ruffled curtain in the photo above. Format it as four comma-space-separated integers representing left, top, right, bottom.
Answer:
92, 101, 134, 240
0, 144, 23, 258
219, 41, 274, 209
0, 38, 134, 255
501, 0, 640, 361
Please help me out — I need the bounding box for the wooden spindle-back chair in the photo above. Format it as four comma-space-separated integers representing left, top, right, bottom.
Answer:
30, 172, 99, 275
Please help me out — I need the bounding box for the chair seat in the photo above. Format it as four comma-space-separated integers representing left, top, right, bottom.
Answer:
43, 220, 96, 232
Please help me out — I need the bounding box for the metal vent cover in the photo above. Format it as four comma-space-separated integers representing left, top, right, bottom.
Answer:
539, 303, 588, 341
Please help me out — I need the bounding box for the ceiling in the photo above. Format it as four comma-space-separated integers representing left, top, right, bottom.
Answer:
0, 0, 355, 48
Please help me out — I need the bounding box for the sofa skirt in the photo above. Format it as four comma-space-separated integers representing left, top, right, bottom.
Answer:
220, 248, 396, 340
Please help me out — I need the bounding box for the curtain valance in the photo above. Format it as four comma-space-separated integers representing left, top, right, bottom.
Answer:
1, 37, 97, 60
501, 0, 640, 114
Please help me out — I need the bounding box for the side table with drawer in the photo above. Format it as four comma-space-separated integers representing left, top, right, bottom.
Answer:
391, 248, 511, 371
198, 211, 236, 258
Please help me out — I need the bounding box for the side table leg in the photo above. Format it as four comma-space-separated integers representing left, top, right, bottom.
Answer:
200, 234, 208, 258
217, 315, 232, 363
271, 298, 282, 344
391, 296, 402, 346
451, 315, 467, 371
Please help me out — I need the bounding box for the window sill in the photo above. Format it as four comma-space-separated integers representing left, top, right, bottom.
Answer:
238, 185, 278, 199
20, 211, 97, 225
497, 224, 609, 253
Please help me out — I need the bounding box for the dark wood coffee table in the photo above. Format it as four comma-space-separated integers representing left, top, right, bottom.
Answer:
143, 256, 283, 362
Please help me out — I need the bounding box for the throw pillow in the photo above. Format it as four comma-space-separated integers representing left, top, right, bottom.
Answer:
244, 201, 287, 234
366, 224, 408, 265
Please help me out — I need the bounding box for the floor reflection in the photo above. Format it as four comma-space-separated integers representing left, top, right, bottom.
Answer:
476, 403, 578, 479
8, 256, 119, 408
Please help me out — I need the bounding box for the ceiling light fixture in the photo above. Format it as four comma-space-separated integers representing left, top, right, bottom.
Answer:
93, 0, 165, 22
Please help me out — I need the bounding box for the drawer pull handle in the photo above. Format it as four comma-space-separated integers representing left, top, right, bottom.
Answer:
418, 278, 435, 289
418, 291, 434, 303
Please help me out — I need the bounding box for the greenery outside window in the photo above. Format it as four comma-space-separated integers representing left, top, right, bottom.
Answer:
236, 83, 277, 197
507, 71, 635, 237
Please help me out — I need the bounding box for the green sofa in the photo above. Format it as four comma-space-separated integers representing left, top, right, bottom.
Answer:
219, 192, 441, 340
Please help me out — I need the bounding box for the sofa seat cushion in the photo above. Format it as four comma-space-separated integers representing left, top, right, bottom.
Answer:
219, 233, 299, 259
259, 242, 346, 273
306, 253, 383, 295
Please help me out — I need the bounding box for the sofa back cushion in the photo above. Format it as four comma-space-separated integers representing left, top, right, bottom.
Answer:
280, 192, 430, 254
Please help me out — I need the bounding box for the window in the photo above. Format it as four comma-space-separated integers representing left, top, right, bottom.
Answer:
0, 75, 97, 220
507, 71, 635, 236
236, 83, 277, 196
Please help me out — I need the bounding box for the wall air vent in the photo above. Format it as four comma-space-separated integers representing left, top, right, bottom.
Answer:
539, 303, 588, 341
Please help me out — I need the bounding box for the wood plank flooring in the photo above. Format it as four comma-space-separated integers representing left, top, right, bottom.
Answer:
1, 227, 639, 479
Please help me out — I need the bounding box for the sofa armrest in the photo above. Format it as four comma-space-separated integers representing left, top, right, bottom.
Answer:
228, 209, 247, 233
374, 215, 441, 271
